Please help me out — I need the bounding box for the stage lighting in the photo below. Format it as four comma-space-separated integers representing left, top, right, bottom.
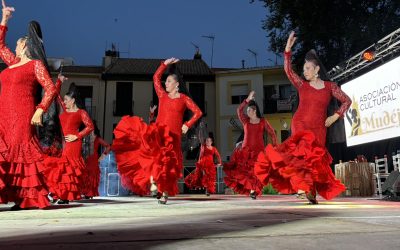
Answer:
362, 49, 376, 61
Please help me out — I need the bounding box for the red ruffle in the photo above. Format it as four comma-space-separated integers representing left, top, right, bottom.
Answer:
42, 155, 85, 201
80, 155, 100, 197
223, 146, 264, 195
0, 133, 50, 208
1, 137, 43, 164
255, 131, 345, 200
0, 161, 50, 208
0, 134, 7, 163
113, 116, 179, 196
185, 159, 217, 193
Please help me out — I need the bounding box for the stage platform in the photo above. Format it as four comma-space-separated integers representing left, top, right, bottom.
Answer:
1, 195, 400, 249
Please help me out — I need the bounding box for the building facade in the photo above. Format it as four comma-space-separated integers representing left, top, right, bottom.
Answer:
215, 67, 295, 161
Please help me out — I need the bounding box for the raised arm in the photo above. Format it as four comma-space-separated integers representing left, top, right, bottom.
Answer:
284, 31, 303, 89
237, 99, 249, 125
77, 110, 94, 139
331, 83, 351, 117
284, 51, 304, 89
183, 95, 203, 129
34, 61, 57, 112
264, 119, 277, 146
0, 6, 17, 65
54, 77, 67, 112
153, 62, 167, 98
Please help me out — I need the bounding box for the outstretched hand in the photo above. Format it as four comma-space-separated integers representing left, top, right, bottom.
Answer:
58, 74, 68, 83
285, 31, 297, 52
150, 105, 157, 113
2, 0, 15, 12
164, 57, 180, 65
246, 91, 255, 102
2, 0, 15, 22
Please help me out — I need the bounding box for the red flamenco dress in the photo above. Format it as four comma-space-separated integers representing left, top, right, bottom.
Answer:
43, 98, 94, 201
81, 136, 110, 197
184, 144, 222, 194
113, 62, 202, 196
254, 51, 351, 200
0, 25, 57, 208
223, 100, 277, 195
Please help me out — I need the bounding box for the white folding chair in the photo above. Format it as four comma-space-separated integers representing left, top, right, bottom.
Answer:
392, 152, 400, 172
374, 155, 390, 199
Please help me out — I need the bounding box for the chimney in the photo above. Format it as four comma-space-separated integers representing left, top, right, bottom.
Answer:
193, 48, 202, 60
103, 43, 120, 68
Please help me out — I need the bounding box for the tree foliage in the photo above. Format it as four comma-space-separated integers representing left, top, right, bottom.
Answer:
251, 0, 400, 70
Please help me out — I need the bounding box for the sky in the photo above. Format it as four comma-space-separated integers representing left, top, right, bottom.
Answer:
4, 0, 279, 68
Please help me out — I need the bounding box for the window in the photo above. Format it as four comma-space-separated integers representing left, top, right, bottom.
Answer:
189, 83, 206, 116
277, 84, 296, 112
75, 86, 95, 119
229, 83, 249, 104
114, 82, 133, 116
263, 85, 277, 114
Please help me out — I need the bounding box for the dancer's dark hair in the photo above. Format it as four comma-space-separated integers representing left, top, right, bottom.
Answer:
305, 49, 329, 81
25, 20, 62, 150
66, 83, 86, 110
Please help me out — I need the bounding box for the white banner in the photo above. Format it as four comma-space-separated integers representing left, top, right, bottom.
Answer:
341, 56, 400, 146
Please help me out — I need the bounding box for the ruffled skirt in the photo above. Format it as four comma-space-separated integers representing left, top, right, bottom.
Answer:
185, 158, 216, 193
80, 154, 100, 197
223, 146, 264, 195
255, 131, 345, 200
112, 116, 180, 196
0, 134, 50, 208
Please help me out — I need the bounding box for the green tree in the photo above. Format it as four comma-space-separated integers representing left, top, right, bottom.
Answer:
251, 0, 400, 70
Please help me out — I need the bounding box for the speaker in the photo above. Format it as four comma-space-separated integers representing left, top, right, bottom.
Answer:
382, 170, 400, 195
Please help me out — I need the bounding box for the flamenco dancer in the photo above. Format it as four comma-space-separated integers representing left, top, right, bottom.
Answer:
255, 31, 351, 204
44, 83, 94, 204
0, 3, 59, 210
185, 137, 222, 196
224, 91, 277, 199
113, 57, 202, 204
81, 121, 111, 199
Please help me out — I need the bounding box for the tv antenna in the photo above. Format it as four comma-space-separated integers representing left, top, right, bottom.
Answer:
247, 49, 258, 67
202, 34, 215, 67
190, 42, 200, 54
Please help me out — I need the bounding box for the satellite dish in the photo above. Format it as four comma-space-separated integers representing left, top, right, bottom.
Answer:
48, 59, 63, 71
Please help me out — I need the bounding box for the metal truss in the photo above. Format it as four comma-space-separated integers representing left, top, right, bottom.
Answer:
328, 27, 400, 83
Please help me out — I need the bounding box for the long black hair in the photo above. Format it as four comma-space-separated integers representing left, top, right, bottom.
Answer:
65, 82, 86, 109
304, 49, 329, 81
26, 20, 62, 151
166, 63, 191, 97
